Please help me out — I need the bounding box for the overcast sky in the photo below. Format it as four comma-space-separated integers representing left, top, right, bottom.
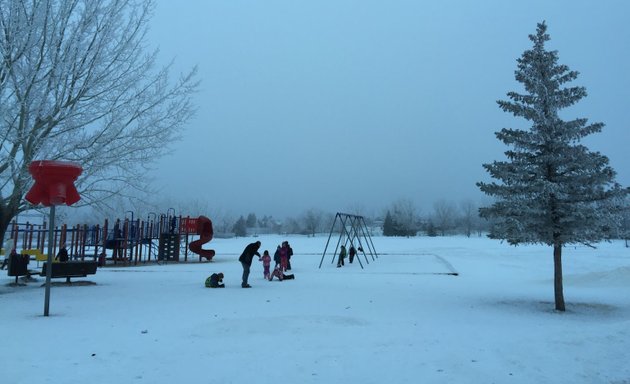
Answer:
146, 0, 629, 219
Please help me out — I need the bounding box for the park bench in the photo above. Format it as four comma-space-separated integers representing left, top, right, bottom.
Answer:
7, 256, 98, 284
40, 261, 98, 284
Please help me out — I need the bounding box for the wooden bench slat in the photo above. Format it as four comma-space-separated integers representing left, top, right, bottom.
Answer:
40, 261, 98, 279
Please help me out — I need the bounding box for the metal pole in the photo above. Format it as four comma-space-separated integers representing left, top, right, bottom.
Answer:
319, 213, 339, 268
44, 204, 55, 316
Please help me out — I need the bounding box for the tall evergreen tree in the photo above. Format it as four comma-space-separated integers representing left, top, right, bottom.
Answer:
246, 213, 257, 228
622, 198, 630, 248
382, 211, 394, 237
477, 22, 628, 311
232, 216, 247, 237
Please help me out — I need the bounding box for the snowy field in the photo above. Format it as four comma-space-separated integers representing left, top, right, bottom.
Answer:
1, 235, 629, 384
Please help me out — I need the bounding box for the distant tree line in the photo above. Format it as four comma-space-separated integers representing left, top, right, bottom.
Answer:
380, 199, 488, 238
59, 194, 627, 244
220, 199, 492, 238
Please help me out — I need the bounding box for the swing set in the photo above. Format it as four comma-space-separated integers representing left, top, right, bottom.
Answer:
319, 213, 378, 269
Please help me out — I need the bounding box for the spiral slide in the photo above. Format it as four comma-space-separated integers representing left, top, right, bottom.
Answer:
188, 215, 216, 260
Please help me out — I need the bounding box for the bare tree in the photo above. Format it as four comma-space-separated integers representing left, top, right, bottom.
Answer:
302, 208, 323, 237
321, 212, 336, 234
0, 0, 198, 243
433, 200, 456, 236
345, 204, 377, 230
173, 199, 213, 219
284, 217, 302, 235
214, 213, 236, 237
385, 198, 417, 236
459, 200, 477, 238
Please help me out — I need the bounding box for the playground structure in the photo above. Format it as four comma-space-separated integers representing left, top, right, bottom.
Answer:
319, 213, 378, 269
2, 213, 216, 266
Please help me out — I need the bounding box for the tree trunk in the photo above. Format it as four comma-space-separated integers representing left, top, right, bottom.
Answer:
0, 210, 15, 249
553, 243, 565, 311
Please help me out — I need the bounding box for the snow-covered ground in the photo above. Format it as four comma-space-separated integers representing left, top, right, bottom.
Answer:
1, 235, 629, 383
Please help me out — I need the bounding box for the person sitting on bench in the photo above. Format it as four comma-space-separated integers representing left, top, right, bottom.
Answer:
55, 244, 69, 262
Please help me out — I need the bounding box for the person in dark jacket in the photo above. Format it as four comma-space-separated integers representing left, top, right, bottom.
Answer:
55, 244, 69, 262
285, 241, 293, 271
206, 272, 225, 288
238, 241, 261, 288
112, 220, 122, 260
337, 245, 347, 267
348, 246, 356, 264
273, 245, 281, 268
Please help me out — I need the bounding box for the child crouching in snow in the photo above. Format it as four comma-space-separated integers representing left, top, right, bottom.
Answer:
269, 265, 294, 281
205, 273, 225, 288
260, 250, 272, 279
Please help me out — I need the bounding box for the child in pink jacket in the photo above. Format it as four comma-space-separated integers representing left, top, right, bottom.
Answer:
260, 250, 272, 280
269, 265, 295, 281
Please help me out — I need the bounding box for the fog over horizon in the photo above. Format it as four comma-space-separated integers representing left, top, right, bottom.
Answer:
142, 0, 629, 220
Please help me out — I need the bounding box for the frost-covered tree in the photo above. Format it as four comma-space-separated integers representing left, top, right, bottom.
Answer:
432, 200, 456, 236
283, 217, 302, 235
382, 199, 417, 237
246, 213, 257, 228
622, 198, 630, 248
425, 220, 437, 237
0, 0, 198, 243
232, 216, 247, 237
302, 208, 323, 237
478, 22, 628, 311
459, 200, 478, 238
382, 211, 394, 236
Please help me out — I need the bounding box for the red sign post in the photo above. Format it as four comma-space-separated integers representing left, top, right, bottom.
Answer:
25, 160, 82, 316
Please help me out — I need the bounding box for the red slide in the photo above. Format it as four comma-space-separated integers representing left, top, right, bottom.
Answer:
188, 215, 216, 260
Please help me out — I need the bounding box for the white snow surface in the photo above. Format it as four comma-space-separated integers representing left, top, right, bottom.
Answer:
1, 235, 629, 383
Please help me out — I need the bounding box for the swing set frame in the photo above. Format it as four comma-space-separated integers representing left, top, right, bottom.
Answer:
319, 213, 378, 269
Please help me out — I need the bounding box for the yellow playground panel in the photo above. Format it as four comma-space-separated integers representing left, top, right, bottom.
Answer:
20, 249, 51, 265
